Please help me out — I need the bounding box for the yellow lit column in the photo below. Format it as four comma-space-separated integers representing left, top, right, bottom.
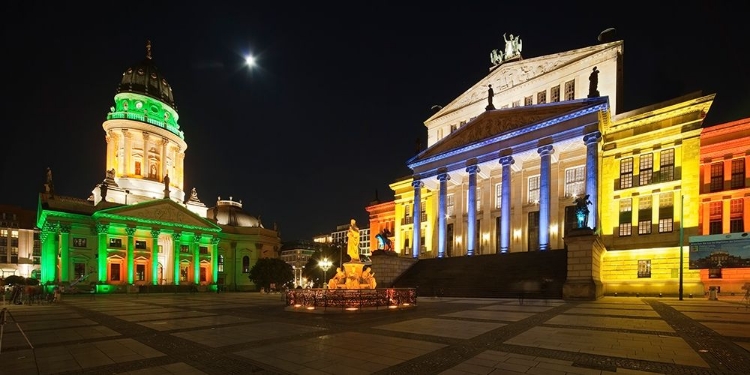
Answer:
106, 131, 114, 172
124, 129, 132, 176
96, 224, 109, 282
59, 224, 71, 283
161, 137, 169, 181
151, 229, 160, 285
193, 234, 202, 285
143, 132, 150, 178
177, 151, 185, 190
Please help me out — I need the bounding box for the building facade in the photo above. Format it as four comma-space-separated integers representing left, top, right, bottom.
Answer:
34, 43, 280, 292
0, 206, 40, 279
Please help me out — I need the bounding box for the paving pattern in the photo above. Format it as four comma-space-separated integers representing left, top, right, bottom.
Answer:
0, 293, 749, 374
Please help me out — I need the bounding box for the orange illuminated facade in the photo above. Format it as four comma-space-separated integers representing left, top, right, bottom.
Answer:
366, 200, 395, 252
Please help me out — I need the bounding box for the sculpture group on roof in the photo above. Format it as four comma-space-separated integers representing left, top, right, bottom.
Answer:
490, 33, 523, 66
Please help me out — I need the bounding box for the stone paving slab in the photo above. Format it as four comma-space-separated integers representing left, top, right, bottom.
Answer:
3, 294, 750, 374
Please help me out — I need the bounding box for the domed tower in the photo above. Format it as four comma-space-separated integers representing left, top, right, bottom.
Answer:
92, 41, 187, 205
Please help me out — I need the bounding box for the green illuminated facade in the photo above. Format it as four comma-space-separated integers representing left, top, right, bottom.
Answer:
35, 42, 280, 292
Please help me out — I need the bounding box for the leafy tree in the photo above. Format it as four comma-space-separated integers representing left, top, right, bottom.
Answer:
248, 258, 293, 291
302, 243, 344, 287
3, 275, 25, 286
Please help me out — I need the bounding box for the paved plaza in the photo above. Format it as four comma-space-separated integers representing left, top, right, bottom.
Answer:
1, 292, 749, 375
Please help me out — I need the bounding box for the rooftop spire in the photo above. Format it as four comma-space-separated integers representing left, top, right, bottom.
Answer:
146, 40, 152, 60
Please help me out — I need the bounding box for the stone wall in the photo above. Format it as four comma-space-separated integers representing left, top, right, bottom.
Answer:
370, 253, 417, 287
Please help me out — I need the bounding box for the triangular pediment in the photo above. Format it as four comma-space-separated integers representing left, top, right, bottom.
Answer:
412, 98, 607, 163
93, 199, 220, 231
429, 41, 622, 121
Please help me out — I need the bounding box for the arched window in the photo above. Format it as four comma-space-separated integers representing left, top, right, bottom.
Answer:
242, 256, 250, 273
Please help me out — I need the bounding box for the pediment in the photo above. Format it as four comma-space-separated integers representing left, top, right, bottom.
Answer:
414, 98, 606, 162
94, 199, 219, 231
431, 41, 622, 120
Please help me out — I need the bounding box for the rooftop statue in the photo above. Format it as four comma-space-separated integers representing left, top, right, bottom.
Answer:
490, 33, 522, 67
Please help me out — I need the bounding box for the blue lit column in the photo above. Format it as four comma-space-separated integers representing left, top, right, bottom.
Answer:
583, 131, 601, 230
467, 165, 479, 256
499, 156, 514, 253
538, 145, 554, 251
411, 179, 423, 258
437, 172, 450, 258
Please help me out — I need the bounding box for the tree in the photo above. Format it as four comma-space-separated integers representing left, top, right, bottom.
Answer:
3, 275, 25, 286
248, 258, 293, 291
302, 244, 343, 287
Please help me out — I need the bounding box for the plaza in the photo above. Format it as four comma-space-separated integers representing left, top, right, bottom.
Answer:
1, 293, 749, 374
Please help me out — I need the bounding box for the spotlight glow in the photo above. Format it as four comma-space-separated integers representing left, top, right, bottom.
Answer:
245, 55, 256, 67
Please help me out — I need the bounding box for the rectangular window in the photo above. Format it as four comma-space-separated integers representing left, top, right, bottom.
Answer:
620, 158, 633, 189
109, 238, 122, 248
710, 162, 724, 192
110, 263, 120, 281
524, 95, 533, 106
450, 124, 457, 133
730, 198, 744, 233
528, 175, 540, 204
564, 166, 585, 197
639, 153, 653, 186
619, 198, 632, 236
638, 260, 651, 278
550, 85, 560, 102
180, 244, 190, 253
10, 247, 18, 263
136, 264, 146, 281
731, 158, 745, 189
512, 100, 520, 107
218, 255, 224, 272
199, 246, 209, 255
404, 204, 411, 218
135, 240, 147, 249
660, 149, 675, 182
564, 80, 575, 100
709, 201, 723, 234
495, 183, 502, 209
638, 195, 652, 235
447, 194, 455, 216
537, 90, 547, 104
73, 238, 87, 247
659, 192, 674, 233
528, 211, 540, 251
709, 268, 722, 279
74, 263, 86, 279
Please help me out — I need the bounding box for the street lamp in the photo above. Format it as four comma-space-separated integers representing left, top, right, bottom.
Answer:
318, 258, 332, 288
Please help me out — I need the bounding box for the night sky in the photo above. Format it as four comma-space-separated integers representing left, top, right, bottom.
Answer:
2, 2, 747, 241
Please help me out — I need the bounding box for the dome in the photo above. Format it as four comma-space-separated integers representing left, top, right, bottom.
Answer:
117, 41, 176, 109
210, 198, 263, 228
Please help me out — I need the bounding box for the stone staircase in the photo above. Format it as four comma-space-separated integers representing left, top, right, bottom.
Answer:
391, 250, 568, 299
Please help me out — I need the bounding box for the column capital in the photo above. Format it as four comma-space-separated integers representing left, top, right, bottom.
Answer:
96, 223, 109, 234
583, 131, 602, 145
171, 231, 181, 241
411, 180, 424, 189
122, 129, 132, 138
125, 227, 136, 236
42, 221, 57, 233
499, 156, 515, 166
150, 229, 161, 239
437, 172, 450, 182
59, 224, 71, 234
194, 233, 203, 243
211, 236, 220, 245
466, 165, 480, 174
537, 145, 554, 156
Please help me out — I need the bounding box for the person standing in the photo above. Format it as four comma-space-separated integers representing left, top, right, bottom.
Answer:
347, 219, 360, 262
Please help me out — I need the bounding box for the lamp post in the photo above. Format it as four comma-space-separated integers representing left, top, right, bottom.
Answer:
318, 258, 332, 288
679, 194, 684, 301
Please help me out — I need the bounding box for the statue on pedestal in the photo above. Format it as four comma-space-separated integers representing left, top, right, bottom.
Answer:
574, 195, 592, 229
347, 219, 360, 262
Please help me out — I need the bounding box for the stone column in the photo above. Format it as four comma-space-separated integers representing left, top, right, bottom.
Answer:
96, 224, 109, 282
437, 172, 450, 258
106, 131, 114, 172
583, 131, 601, 230
499, 156, 514, 253
211, 236, 220, 284
40, 222, 57, 284
151, 229, 160, 285
466, 165, 479, 256
193, 234, 202, 285
59, 224, 71, 283
142, 132, 150, 178
537, 145, 554, 251
126, 227, 136, 284
411, 179, 423, 258
161, 137, 169, 182
172, 232, 181, 285
123, 130, 132, 176
177, 151, 186, 189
